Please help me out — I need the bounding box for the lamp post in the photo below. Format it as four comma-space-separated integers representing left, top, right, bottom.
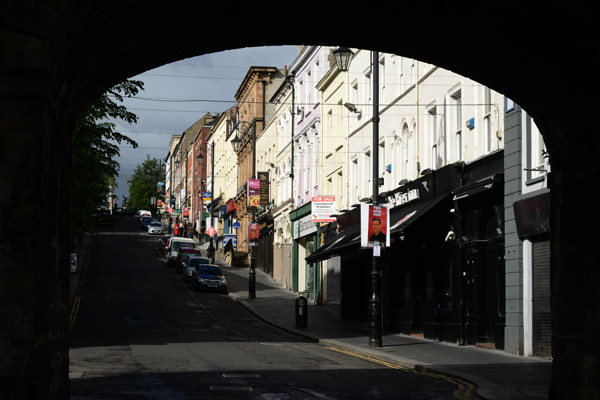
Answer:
197, 141, 216, 247
334, 46, 382, 348
231, 118, 257, 299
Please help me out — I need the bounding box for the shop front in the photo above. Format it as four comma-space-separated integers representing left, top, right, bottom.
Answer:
290, 202, 321, 304
306, 152, 506, 349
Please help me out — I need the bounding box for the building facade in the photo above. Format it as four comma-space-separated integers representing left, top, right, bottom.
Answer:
232, 66, 286, 258
504, 101, 551, 357
269, 71, 295, 288
309, 50, 508, 350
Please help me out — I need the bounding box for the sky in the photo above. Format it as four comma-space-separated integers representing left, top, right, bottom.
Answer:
111, 45, 300, 204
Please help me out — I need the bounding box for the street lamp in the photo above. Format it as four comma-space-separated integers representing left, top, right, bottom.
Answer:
333, 47, 354, 72
231, 133, 242, 153
231, 118, 257, 299
334, 46, 382, 348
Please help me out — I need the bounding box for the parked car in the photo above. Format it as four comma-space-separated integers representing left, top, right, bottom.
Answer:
147, 221, 164, 235
175, 247, 201, 274
183, 256, 210, 283
159, 236, 172, 254
192, 264, 227, 293
141, 216, 153, 230
166, 237, 196, 267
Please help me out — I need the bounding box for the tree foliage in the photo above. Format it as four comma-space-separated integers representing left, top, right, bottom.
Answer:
127, 155, 165, 214
71, 79, 144, 233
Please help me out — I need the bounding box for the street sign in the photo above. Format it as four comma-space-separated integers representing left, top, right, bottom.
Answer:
233, 221, 241, 230
207, 226, 217, 237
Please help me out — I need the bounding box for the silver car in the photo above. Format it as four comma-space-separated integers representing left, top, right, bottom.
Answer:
147, 221, 164, 235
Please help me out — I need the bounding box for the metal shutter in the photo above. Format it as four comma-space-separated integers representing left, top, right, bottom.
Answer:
532, 240, 551, 358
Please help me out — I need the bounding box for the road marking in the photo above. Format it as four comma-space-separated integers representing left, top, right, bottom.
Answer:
70, 295, 81, 330
222, 374, 261, 378
325, 346, 476, 400
209, 386, 253, 391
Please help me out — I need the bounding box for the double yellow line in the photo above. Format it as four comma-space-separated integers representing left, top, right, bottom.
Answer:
326, 346, 476, 399
70, 289, 83, 331
70, 236, 92, 332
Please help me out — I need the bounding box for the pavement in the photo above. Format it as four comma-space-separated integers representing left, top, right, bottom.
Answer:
218, 257, 553, 400
71, 227, 552, 400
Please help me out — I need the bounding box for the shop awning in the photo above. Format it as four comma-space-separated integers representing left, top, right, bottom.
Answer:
451, 174, 502, 201
305, 226, 361, 263
389, 194, 449, 235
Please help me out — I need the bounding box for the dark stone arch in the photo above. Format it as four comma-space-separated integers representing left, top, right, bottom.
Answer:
1, 2, 599, 398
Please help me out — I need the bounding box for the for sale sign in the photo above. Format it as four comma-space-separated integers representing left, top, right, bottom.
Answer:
311, 196, 336, 223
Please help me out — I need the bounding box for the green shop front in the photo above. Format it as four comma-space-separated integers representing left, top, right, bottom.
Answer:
290, 202, 321, 304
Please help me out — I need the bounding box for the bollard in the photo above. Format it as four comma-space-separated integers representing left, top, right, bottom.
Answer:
295, 296, 308, 327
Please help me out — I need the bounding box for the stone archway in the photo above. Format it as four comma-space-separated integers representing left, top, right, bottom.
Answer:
1, 2, 599, 399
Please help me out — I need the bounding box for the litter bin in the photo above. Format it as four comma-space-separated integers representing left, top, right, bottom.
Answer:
295, 295, 308, 327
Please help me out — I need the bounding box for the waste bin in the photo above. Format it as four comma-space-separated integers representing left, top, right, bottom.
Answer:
295, 295, 308, 327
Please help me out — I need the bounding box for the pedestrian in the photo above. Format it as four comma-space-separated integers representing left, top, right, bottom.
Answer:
207, 242, 215, 264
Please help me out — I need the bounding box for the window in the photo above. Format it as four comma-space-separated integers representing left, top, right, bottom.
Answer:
306, 69, 312, 109
428, 106, 438, 169
399, 57, 404, 93
401, 124, 410, 180
351, 81, 359, 130
337, 171, 343, 211
364, 68, 372, 120
327, 109, 333, 153
452, 90, 462, 161
483, 87, 492, 154
379, 139, 385, 188
363, 149, 372, 198
351, 157, 358, 203
379, 56, 386, 104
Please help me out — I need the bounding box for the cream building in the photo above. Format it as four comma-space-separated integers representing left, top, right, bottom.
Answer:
210, 106, 239, 245
269, 71, 295, 288
345, 51, 504, 202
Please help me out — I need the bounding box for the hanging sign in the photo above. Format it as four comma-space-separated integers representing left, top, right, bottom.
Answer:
249, 223, 260, 246
361, 204, 390, 248
248, 179, 260, 208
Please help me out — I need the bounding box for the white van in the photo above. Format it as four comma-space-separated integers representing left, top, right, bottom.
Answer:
166, 237, 196, 267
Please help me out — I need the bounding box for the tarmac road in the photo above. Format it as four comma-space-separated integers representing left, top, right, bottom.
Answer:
69, 217, 471, 399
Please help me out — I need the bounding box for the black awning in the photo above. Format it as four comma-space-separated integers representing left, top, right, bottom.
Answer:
451, 173, 502, 201
389, 194, 449, 235
305, 226, 361, 263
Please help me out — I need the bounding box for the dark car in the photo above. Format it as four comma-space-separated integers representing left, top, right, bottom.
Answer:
192, 264, 227, 293
141, 216, 153, 229
175, 247, 201, 274
183, 256, 210, 283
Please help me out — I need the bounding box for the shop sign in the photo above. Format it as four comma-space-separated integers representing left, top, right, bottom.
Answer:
387, 188, 420, 208
258, 171, 269, 206
226, 199, 236, 214
294, 214, 317, 239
